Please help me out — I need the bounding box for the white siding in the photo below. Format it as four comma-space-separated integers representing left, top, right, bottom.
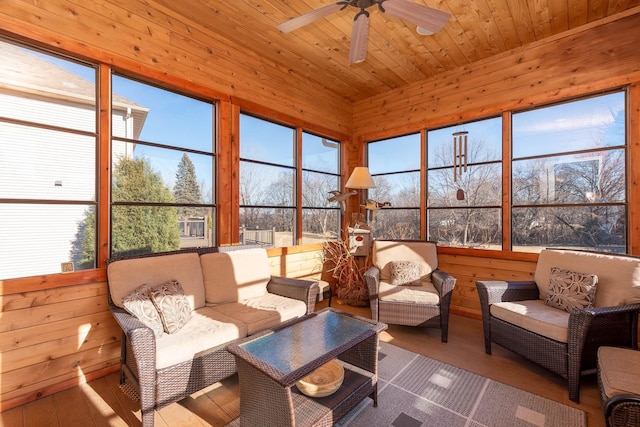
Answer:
0, 204, 90, 279
0, 122, 95, 200
0, 91, 96, 132
1, 99, 137, 279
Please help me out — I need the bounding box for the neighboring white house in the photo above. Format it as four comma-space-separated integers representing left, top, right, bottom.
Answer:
0, 41, 148, 279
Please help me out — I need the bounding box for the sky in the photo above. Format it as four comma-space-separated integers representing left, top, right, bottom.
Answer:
32, 45, 626, 190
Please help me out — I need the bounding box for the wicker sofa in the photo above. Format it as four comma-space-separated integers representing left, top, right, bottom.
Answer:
476, 249, 640, 403
106, 246, 319, 427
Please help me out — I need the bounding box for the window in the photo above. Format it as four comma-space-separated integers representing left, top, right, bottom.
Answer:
240, 114, 341, 247
301, 132, 341, 244
111, 75, 215, 257
0, 39, 98, 279
512, 91, 626, 253
240, 114, 296, 247
368, 134, 421, 240
427, 117, 503, 249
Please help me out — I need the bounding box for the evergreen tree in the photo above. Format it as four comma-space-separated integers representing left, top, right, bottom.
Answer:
173, 153, 202, 218
72, 156, 180, 263
112, 157, 180, 255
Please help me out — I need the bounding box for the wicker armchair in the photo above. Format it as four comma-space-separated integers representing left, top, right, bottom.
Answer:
477, 249, 640, 403
364, 240, 456, 342
597, 346, 640, 427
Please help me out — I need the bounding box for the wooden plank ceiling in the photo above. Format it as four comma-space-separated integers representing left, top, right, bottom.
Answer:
153, 0, 640, 103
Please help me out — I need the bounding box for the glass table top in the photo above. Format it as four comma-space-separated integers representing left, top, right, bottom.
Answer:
238, 310, 376, 375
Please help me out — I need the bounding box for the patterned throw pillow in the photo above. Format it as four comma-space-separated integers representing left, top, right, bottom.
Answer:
544, 267, 598, 312
121, 283, 165, 337
150, 280, 192, 334
390, 260, 422, 286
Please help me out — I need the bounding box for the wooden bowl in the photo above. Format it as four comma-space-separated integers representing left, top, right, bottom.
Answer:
295, 360, 344, 398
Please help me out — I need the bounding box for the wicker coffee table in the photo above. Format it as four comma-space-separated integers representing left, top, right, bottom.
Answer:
226, 307, 387, 426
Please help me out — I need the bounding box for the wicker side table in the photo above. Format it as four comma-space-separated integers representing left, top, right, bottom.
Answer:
226, 308, 387, 426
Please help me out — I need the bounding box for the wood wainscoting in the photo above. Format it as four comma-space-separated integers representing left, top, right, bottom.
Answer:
0, 273, 121, 412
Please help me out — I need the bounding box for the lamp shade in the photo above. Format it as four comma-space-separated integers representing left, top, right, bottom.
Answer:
345, 167, 375, 189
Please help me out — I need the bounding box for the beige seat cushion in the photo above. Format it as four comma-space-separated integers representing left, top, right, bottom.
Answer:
598, 346, 640, 398
378, 279, 440, 305
373, 241, 438, 283
210, 293, 307, 335
201, 248, 271, 305
491, 299, 570, 343
155, 307, 247, 370
108, 252, 205, 311
535, 249, 640, 307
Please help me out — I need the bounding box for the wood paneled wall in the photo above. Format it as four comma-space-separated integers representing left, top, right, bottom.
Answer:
352, 10, 640, 139
0, 0, 353, 134
0, 275, 121, 411
1, 0, 640, 414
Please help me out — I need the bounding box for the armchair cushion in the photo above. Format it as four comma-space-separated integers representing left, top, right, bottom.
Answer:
535, 249, 640, 306
373, 241, 438, 283
491, 300, 570, 343
390, 260, 422, 286
598, 346, 640, 398
378, 280, 440, 305
544, 267, 598, 312
201, 248, 270, 305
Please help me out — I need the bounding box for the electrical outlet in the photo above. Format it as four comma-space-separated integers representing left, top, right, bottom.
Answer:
61, 262, 74, 273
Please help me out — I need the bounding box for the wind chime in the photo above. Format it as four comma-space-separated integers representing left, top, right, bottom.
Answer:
453, 131, 468, 200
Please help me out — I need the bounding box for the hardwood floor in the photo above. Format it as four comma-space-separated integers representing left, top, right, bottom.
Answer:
0, 301, 605, 426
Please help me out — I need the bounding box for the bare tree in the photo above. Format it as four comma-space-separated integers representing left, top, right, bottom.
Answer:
427, 139, 502, 247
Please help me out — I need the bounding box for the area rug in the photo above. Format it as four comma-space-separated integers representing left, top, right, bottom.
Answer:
337, 341, 587, 427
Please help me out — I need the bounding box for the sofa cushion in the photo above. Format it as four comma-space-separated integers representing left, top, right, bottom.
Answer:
121, 283, 165, 337
390, 260, 422, 286
150, 280, 192, 334
598, 346, 640, 398
201, 248, 270, 305
491, 299, 570, 343
544, 267, 598, 312
378, 280, 440, 305
373, 241, 438, 283
209, 293, 307, 335
535, 249, 640, 307
155, 307, 247, 370
108, 252, 205, 310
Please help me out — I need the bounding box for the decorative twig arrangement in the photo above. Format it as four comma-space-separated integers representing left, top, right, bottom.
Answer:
322, 239, 369, 306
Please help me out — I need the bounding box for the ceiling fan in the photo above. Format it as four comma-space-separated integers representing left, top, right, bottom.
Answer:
277, 0, 451, 64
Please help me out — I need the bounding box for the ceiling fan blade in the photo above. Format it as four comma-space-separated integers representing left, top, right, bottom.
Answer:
349, 13, 370, 64
277, 2, 343, 33
382, 0, 451, 34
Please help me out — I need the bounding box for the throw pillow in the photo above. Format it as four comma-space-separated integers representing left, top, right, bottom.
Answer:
150, 280, 192, 334
121, 283, 165, 337
390, 260, 422, 286
544, 267, 598, 312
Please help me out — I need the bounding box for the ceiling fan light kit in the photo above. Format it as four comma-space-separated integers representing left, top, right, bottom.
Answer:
278, 0, 451, 64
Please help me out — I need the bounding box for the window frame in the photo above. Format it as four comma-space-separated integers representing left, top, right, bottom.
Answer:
366, 132, 422, 240
0, 38, 100, 279
239, 112, 342, 247
109, 72, 217, 258
510, 89, 628, 253
426, 116, 504, 250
